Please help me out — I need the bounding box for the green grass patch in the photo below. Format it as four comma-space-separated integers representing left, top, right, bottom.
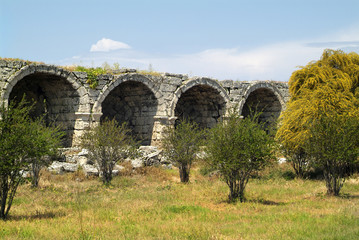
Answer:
1, 167, 359, 239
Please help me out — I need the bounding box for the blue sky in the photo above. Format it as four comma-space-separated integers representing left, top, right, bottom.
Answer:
1, 0, 359, 81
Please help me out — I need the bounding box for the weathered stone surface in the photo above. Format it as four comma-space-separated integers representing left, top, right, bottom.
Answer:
78, 148, 89, 156
76, 156, 89, 166
166, 76, 183, 86
220, 80, 233, 88
82, 164, 99, 176
0, 59, 289, 147
72, 71, 87, 79
127, 158, 143, 168
48, 161, 78, 174
143, 149, 162, 166
114, 164, 125, 171
113, 69, 137, 74
121, 146, 164, 168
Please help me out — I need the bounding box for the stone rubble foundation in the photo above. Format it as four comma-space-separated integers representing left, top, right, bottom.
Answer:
49, 146, 169, 176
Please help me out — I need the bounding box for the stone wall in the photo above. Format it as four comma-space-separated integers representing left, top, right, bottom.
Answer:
101, 80, 158, 145
9, 72, 80, 146
174, 84, 226, 128
0, 59, 289, 147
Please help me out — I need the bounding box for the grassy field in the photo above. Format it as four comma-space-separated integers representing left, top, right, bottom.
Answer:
1, 164, 359, 240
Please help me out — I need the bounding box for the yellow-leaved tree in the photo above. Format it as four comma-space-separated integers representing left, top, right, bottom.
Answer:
276, 49, 359, 192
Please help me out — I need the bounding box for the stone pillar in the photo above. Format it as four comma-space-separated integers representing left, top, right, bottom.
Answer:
151, 116, 177, 147
72, 112, 100, 146
91, 113, 102, 124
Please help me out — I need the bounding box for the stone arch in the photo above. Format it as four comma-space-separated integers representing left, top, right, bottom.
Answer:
240, 81, 285, 127
94, 74, 158, 145
1, 64, 89, 147
171, 77, 229, 128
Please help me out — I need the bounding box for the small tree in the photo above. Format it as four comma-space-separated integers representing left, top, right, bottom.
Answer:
279, 146, 310, 179
276, 49, 359, 178
26, 119, 64, 187
81, 119, 137, 185
162, 119, 204, 183
305, 112, 359, 196
0, 99, 63, 219
0, 100, 32, 219
206, 112, 274, 202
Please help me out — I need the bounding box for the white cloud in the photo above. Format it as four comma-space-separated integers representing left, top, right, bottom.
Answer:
305, 41, 359, 48
142, 42, 324, 81
149, 25, 359, 81
60, 26, 359, 82
90, 38, 131, 52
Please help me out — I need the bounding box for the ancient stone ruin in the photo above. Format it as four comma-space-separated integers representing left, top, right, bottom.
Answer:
0, 59, 289, 148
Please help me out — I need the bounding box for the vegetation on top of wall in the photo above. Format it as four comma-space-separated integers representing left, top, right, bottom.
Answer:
0, 57, 44, 65
137, 69, 162, 77
73, 66, 107, 88
63, 62, 122, 88
136, 63, 161, 77
68, 62, 162, 88
1, 58, 163, 89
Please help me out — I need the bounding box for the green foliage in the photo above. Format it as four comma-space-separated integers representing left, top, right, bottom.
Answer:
74, 66, 107, 89
205, 111, 275, 202
81, 119, 138, 185
289, 49, 359, 99
0, 98, 63, 219
1, 168, 359, 239
0, 57, 44, 65
137, 69, 162, 77
112, 62, 120, 70
137, 63, 162, 76
74, 63, 162, 88
257, 162, 296, 181
0, 100, 32, 219
162, 119, 204, 183
26, 118, 64, 188
276, 49, 359, 178
304, 111, 359, 196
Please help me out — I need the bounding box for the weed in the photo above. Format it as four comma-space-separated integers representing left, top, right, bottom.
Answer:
135, 166, 172, 182
256, 162, 296, 180
1, 169, 358, 239
70, 166, 86, 182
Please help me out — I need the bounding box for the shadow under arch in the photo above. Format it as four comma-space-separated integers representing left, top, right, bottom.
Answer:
5, 67, 83, 147
241, 82, 285, 128
171, 78, 229, 129
98, 77, 158, 146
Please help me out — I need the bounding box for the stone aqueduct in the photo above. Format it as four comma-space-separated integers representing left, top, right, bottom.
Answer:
0, 60, 289, 147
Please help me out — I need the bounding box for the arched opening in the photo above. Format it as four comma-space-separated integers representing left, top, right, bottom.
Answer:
241, 88, 282, 128
9, 73, 80, 147
100, 81, 158, 145
174, 85, 226, 129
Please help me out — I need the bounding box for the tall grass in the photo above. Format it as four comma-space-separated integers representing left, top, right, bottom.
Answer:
1, 164, 358, 239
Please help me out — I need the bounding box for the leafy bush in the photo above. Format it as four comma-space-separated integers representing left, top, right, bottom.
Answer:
276, 49, 359, 179
257, 162, 296, 181
304, 111, 359, 196
205, 111, 275, 202
74, 66, 106, 88
81, 119, 137, 185
26, 119, 64, 187
0, 99, 63, 219
162, 119, 204, 183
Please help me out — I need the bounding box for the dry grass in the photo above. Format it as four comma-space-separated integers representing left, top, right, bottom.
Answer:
1, 165, 359, 239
